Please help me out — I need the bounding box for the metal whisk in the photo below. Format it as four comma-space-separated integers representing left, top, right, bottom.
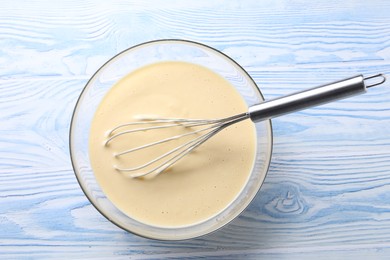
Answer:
105, 74, 386, 178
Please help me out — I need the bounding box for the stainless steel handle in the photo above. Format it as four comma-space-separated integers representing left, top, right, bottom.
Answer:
248, 74, 386, 123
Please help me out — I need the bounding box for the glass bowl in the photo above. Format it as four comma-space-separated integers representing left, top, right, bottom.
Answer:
69, 39, 273, 240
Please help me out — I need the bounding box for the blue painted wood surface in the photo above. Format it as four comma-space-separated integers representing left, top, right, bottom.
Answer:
1, 0, 390, 258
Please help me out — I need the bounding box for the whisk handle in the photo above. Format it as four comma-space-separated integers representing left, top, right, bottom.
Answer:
248, 74, 386, 123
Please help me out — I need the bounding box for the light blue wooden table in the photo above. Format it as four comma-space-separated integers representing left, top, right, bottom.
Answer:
1, 0, 390, 258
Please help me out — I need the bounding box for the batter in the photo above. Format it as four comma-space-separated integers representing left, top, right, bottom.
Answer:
89, 61, 256, 227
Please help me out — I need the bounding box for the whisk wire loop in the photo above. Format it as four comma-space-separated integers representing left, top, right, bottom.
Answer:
110, 113, 249, 178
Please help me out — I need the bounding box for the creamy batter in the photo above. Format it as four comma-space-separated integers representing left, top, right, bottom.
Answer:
89, 61, 256, 227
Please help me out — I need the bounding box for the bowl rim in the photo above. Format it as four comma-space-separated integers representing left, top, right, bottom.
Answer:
69, 39, 273, 240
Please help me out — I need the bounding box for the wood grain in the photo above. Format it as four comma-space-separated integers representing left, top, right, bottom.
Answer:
1, 0, 390, 258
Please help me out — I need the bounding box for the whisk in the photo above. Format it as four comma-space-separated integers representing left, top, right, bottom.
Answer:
105, 74, 386, 178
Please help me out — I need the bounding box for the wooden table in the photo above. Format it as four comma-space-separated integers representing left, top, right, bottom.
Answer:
1, 0, 390, 258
